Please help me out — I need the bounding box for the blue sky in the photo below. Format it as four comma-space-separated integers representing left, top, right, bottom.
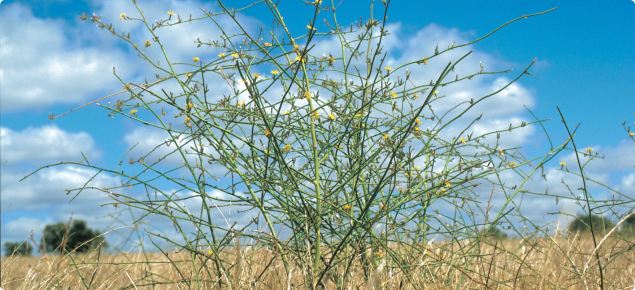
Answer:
1, 0, 634, 254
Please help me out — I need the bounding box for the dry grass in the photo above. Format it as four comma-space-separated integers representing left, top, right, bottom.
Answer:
2, 236, 634, 289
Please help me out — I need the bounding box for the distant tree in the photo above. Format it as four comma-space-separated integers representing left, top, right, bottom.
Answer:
569, 214, 614, 236
621, 212, 635, 235
485, 227, 508, 240
43, 220, 108, 254
3, 241, 33, 257
624, 213, 635, 226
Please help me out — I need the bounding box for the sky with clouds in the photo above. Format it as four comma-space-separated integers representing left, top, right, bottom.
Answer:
1, 0, 634, 255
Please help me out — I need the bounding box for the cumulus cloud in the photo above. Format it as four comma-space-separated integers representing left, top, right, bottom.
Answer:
0, 164, 128, 255
0, 125, 103, 164
121, 125, 224, 168
0, 0, 260, 113
616, 173, 635, 196
0, 165, 124, 213
556, 139, 635, 172
0, 3, 137, 112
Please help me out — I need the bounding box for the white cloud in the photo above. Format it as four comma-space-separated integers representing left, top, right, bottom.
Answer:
616, 172, 635, 196
0, 165, 123, 213
556, 139, 635, 172
0, 125, 103, 164
0, 165, 125, 255
0, 0, 260, 113
122, 125, 213, 166
1, 217, 53, 245
0, 3, 137, 112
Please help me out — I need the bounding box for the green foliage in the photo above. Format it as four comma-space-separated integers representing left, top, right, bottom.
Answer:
43, 220, 107, 254
569, 214, 615, 236
3, 241, 33, 257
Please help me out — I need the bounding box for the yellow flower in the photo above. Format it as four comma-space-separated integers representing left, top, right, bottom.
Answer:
422, 57, 428, 65
445, 180, 451, 187
305, 92, 311, 100
293, 44, 299, 51
207, 250, 214, 255
413, 93, 419, 99
630, 132, 634, 137
415, 118, 422, 124
433, 90, 438, 95
253, 73, 261, 79
585, 148, 593, 153
337, 144, 343, 149
271, 70, 280, 75
185, 117, 192, 122
382, 134, 389, 140
385, 67, 392, 71
265, 129, 271, 136
313, 111, 320, 119
185, 73, 191, 78
284, 110, 290, 114
168, 11, 174, 15
264, 42, 272, 47
283, 144, 291, 152
306, 25, 316, 31
328, 113, 336, 120
413, 166, 420, 169
129, 109, 138, 115
237, 101, 245, 106
294, 56, 304, 62
559, 161, 566, 166
440, 188, 446, 192
218, 52, 226, 57
374, 250, 383, 257
342, 205, 351, 210
120, 13, 126, 19
509, 162, 517, 167
315, 0, 322, 4
193, 57, 200, 63
414, 126, 420, 131
185, 103, 194, 109
328, 56, 335, 63
144, 40, 151, 47
231, 53, 238, 58
390, 91, 397, 98
459, 138, 466, 144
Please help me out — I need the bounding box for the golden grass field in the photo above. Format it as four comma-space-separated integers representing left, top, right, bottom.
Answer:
2, 236, 634, 289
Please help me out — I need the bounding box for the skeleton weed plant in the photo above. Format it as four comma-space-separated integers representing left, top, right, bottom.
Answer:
22, 1, 634, 289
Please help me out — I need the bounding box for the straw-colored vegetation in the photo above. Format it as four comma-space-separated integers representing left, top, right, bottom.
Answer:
2, 236, 634, 289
